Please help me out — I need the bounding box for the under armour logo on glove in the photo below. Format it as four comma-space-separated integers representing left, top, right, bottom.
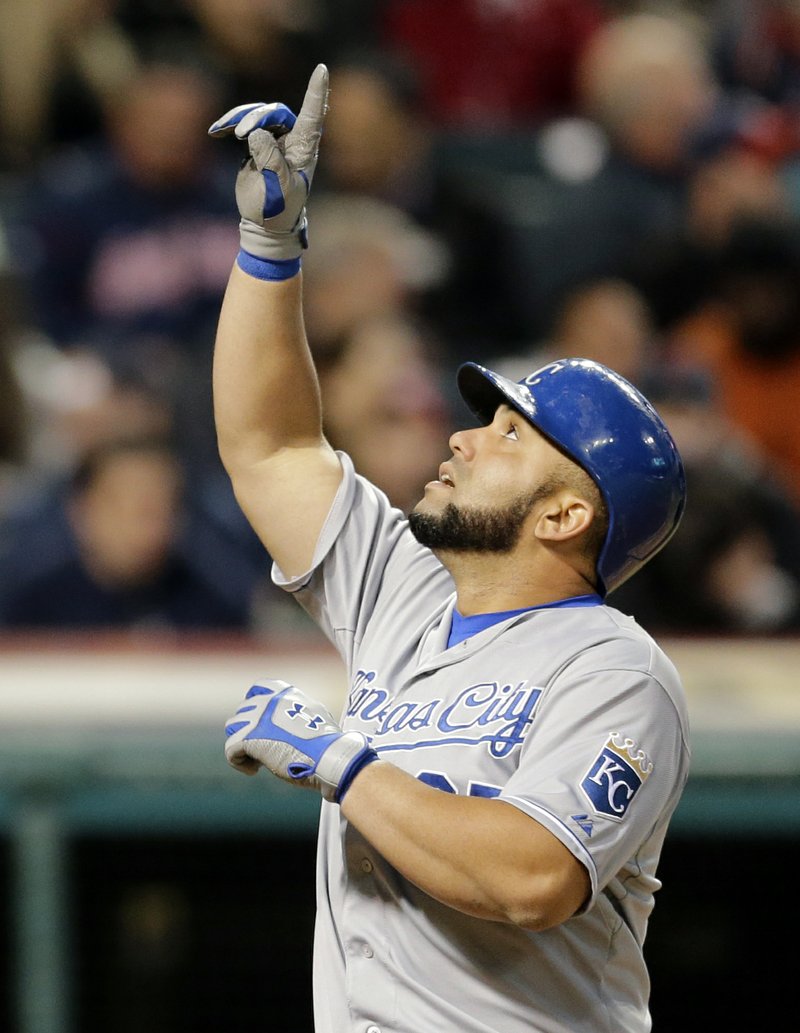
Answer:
224, 678, 378, 803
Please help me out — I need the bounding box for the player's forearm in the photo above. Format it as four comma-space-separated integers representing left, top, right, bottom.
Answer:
341, 761, 589, 931
213, 265, 324, 471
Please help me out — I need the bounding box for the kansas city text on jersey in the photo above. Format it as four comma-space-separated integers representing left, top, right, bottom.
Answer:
345, 669, 543, 758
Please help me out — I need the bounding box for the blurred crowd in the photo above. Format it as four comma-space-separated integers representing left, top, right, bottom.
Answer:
2, 0, 800, 638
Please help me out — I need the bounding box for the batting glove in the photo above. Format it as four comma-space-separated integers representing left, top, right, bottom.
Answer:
224, 679, 377, 803
208, 63, 329, 280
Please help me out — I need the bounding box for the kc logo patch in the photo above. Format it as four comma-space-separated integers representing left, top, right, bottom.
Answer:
580, 732, 653, 821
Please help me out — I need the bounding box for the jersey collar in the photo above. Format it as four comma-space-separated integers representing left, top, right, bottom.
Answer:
447, 594, 602, 649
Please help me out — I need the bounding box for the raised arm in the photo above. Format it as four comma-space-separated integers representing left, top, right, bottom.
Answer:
210, 66, 342, 578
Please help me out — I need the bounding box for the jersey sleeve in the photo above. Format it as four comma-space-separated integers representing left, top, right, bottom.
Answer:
272, 452, 451, 667
499, 652, 689, 905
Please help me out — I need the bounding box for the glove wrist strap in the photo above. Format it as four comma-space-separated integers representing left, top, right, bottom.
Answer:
237, 248, 301, 282
335, 750, 379, 804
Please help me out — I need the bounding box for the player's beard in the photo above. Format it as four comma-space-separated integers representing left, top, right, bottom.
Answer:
408, 484, 554, 553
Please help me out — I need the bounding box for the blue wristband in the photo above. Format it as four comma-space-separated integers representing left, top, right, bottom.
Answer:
335, 749, 379, 804
236, 249, 301, 282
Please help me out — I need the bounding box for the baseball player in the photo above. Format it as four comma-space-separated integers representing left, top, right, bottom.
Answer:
211, 65, 690, 1033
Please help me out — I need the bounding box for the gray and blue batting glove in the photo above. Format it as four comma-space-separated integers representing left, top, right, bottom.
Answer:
224, 679, 377, 803
208, 63, 329, 281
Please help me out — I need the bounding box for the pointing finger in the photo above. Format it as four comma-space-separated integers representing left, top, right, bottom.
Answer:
286, 64, 330, 167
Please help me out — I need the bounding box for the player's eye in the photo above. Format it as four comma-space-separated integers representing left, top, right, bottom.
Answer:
503, 423, 519, 441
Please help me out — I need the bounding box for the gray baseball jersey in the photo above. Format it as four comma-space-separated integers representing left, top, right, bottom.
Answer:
274, 453, 690, 1033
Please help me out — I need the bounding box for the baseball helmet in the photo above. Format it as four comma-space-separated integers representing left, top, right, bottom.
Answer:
456, 358, 686, 595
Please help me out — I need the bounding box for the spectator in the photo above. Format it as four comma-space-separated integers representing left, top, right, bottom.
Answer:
612, 454, 800, 633
300, 194, 448, 354
494, 10, 721, 338
313, 311, 452, 515
577, 10, 716, 178
0, 339, 26, 470
611, 370, 800, 633
0, 436, 253, 631
183, 0, 331, 111
10, 56, 238, 362
8, 340, 176, 486
315, 51, 526, 359
625, 98, 792, 331
711, 0, 800, 106
0, 0, 139, 169
380, 0, 605, 129
498, 277, 659, 386
5, 54, 245, 483
0, 328, 29, 565
0, 220, 27, 470
669, 216, 800, 503
0, 216, 35, 563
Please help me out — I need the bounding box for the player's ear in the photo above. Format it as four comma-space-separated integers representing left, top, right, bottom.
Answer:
533, 491, 594, 544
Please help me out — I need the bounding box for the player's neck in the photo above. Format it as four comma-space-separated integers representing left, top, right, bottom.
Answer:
441, 550, 595, 617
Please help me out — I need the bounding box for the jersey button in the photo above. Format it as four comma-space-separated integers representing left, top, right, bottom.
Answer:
360, 858, 374, 874
361, 943, 374, 958
366, 1026, 381, 1033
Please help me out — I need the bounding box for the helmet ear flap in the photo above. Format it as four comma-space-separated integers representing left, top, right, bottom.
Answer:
457, 359, 686, 595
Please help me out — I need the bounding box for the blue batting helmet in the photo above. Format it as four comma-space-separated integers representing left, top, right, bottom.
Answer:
457, 358, 686, 595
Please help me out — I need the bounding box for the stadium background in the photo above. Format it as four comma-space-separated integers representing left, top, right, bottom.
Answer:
1, 2, 799, 1031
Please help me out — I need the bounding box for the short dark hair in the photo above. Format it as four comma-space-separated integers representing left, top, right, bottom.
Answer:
71, 435, 180, 495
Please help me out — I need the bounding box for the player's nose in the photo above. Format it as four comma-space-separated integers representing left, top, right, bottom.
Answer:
448, 426, 478, 460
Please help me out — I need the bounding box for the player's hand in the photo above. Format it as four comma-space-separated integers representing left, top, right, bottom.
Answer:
224, 678, 377, 803
208, 64, 329, 265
